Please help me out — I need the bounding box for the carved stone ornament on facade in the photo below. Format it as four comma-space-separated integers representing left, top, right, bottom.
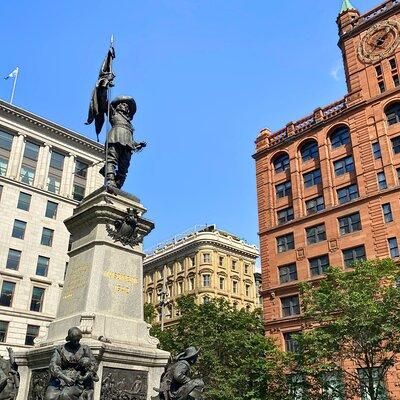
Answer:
106, 207, 144, 247
357, 19, 400, 64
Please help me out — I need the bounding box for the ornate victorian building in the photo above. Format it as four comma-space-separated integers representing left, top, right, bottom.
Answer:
254, 0, 400, 396
0, 99, 103, 355
143, 225, 259, 325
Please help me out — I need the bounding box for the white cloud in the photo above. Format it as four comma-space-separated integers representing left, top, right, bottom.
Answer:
330, 64, 343, 81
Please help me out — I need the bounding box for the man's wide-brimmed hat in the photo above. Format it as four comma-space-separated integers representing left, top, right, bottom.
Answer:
111, 95, 136, 119
65, 327, 83, 342
178, 346, 200, 360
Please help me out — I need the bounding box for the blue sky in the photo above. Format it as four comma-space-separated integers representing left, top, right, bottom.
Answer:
0, 0, 379, 252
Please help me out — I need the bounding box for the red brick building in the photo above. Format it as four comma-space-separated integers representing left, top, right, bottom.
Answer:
254, 0, 400, 395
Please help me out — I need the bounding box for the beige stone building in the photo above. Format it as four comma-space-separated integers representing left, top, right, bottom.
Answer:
143, 225, 259, 325
0, 99, 103, 355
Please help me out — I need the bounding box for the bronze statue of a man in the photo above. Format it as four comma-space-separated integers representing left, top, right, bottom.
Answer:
157, 347, 204, 400
99, 95, 146, 189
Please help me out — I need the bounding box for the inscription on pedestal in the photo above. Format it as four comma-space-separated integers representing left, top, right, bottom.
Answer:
62, 264, 91, 301
100, 367, 148, 400
27, 369, 50, 400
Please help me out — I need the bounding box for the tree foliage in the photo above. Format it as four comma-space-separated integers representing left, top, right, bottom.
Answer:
294, 259, 400, 400
150, 296, 291, 400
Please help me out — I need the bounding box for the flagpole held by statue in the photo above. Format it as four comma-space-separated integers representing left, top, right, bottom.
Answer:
85, 36, 146, 191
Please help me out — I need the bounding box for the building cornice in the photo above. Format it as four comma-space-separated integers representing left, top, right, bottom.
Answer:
0, 100, 104, 157
144, 234, 259, 268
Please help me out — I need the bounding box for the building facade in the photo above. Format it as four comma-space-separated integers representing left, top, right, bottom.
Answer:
143, 225, 259, 325
254, 0, 400, 396
0, 99, 103, 355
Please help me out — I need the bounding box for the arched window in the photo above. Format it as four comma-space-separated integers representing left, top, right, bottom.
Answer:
300, 140, 318, 162
203, 296, 210, 304
330, 126, 350, 148
273, 153, 290, 173
385, 102, 400, 125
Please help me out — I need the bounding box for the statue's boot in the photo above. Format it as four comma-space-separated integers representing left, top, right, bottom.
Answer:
115, 174, 126, 189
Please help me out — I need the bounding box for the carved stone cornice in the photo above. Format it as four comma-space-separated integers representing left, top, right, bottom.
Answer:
0, 99, 104, 157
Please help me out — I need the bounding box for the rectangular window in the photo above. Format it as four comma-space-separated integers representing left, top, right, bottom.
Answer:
231, 260, 237, 270
372, 142, 382, 159
0, 131, 13, 151
72, 184, 85, 201
337, 184, 359, 204
23, 141, 40, 161
277, 207, 294, 225
189, 277, 195, 290
334, 155, 354, 176
275, 181, 292, 199
203, 253, 211, 263
47, 175, 60, 194
36, 256, 50, 277
12, 220, 26, 239
338, 212, 362, 235
0, 281, 15, 307
75, 160, 88, 178
390, 58, 397, 70
309, 255, 329, 277
306, 224, 326, 244
202, 274, 211, 287
45, 201, 58, 219
388, 237, 399, 258
20, 165, 35, 185
382, 203, 393, 223
375, 65, 383, 76
393, 74, 400, 87
305, 195, 325, 214
232, 280, 238, 293
279, 263, 298, 284
343, 245, 366, 268
219, 277, 225, 290
17, 192, 31, 211
218, 256, 224, 267
0, 321, 8, 343
284, 332, 300, 353
6, 249, 21, 271
392, 136, 400, 154
50, 151, 65, 170
377, 171, 387, 190
30, 287, 45, 312
276, 233, 294, 253
25, 325, 39, 346
244, 264, 249, 274
378, 81, 385, 93
0, 158, 7, 176
281, 295, 300, 317
245, 284, 251, 297
358, 368, 388, 400
303, 169, 321, 188
41, 228, 54, 246
190, 256, 196, 267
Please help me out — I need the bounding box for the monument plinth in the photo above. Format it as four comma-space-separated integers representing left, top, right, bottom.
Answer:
16, 188, 169, 400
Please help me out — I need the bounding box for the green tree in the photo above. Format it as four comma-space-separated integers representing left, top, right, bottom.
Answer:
150, 296, 291, 400
294, 259, 400, 400
144, 301, 157, 324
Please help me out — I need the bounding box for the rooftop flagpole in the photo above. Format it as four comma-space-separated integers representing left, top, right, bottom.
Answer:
4, 67, 19, 104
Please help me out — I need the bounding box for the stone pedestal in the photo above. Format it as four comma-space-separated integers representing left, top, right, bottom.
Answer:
15, 188, 169, 400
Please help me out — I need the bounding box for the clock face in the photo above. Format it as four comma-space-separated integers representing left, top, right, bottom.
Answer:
358, 20, 400, 64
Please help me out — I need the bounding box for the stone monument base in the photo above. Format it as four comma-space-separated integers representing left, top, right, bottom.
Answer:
16, 338, 169, 400
15, 187, 169, 399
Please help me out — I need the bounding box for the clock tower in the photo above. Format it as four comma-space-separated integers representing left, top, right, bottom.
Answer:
337, 0, 400, 99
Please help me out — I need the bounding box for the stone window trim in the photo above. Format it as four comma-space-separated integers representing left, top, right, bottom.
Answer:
336, 183, 359, 205
12, 219, 27, 240
333, 155, 355, 176
17, 191, 32, 211
277, 206, 294, 225
385, 102, 400, 126
6, 249, 22, 271
309, 255, 330, 277
275, 180, 292, 199
305, 195, 325, 215
342, 245, 366, 268
283, 331, 301, 353
382, 203, 393, 223
303, 169, 322, 188
278, 263, 298, 284
388, 237, 399, 258
281, 294, 301, 318
25, 324, 40, 346
0, 321, 9, 343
